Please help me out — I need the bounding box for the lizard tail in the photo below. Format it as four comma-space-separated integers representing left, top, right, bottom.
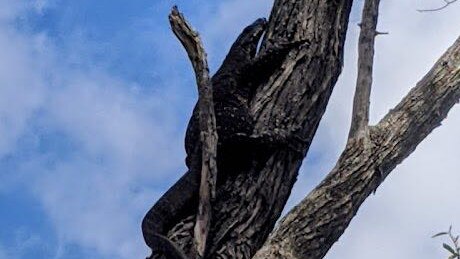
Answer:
144, 232, 188, 259
142, 168, 200, 258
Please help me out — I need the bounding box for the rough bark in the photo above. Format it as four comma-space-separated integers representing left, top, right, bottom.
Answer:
147, 0, 460, 258
169, 7, 218, 258
165, 0, 354, 258
348, 0, 381, 139
254, 35, 460, 259
201, 1, 354, 258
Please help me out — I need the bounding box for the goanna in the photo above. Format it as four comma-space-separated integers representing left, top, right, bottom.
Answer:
142, 18, 306, 259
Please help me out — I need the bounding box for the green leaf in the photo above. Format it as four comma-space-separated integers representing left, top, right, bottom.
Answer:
443, 243, 458, 255
432, 232, 448, 238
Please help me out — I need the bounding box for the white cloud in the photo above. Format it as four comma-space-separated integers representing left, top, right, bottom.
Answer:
27, 39, 185, 259
33, 160, 146, 258
0, 26, 47, 158
0, 2, 186, 258
0, 0, 25, 21
0, 228, 47, 259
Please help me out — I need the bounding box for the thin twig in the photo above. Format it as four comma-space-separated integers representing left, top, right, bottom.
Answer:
169, 6, 218, 258
348, 0, 382, 139
418, 0, 459, 12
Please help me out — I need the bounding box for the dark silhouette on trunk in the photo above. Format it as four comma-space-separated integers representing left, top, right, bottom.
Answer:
142, 0, 460, 258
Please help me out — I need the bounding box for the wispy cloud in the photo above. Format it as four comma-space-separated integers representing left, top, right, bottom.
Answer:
0, 1, 188, 258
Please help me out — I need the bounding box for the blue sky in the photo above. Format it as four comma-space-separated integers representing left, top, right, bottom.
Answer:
0, 1, 459, 259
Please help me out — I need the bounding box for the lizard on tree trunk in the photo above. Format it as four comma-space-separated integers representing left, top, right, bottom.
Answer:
142, 17, 307, 259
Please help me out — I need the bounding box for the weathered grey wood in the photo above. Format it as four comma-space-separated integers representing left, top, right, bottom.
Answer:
165, 1, 354, 258
253, 35, 460, 259
204, 1, 354, 258
348, 0, 381, 139
169, 6, 218, 258
144, 1, 460, 258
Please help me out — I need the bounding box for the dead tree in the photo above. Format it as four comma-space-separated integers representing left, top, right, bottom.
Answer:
143, 0, 460, 258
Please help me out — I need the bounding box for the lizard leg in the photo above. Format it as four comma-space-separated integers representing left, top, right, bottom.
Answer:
212, 18, 267, 83
229, 128, 307, 156
250, 129, 307, 155
243, 39, 310, 97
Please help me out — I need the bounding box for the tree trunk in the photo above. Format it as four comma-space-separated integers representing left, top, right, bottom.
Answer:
254, 35, 460, 258
167, 0, 354, 258
149, 0, 460, 258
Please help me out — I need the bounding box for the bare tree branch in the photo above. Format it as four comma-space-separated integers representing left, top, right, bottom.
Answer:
147, 1, 460, 258
418, 0, 459, 12
254, 35, 460, 259
169, 6, 218, 258
349, 0, 382, 139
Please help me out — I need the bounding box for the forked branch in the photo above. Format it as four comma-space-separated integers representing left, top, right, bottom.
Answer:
164, 1, 354, 258
169, 6, 218, 258
254, 34, 460, 259
254, 0, 460, 256
348, 0, 382, 139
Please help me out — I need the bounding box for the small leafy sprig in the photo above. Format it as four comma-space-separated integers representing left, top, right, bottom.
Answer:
433, 226, 460, 259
